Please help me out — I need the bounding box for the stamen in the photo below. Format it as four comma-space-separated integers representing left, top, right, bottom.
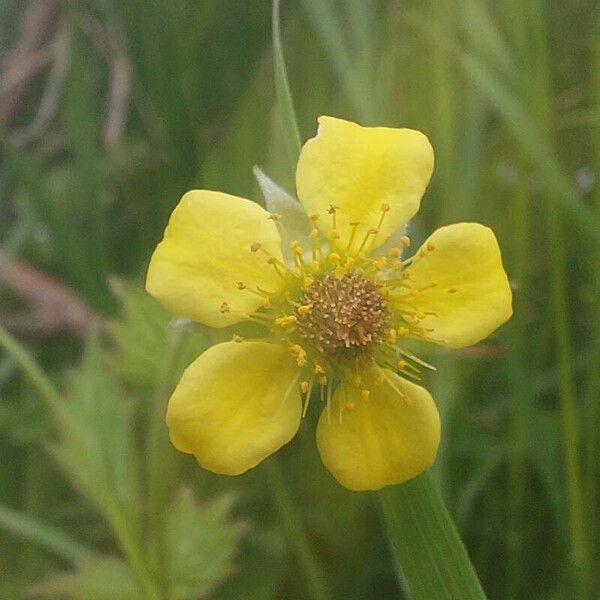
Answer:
398, 348, 437, 371
302, 379, 315, 417
275, 315, 298, 327
328, 204, 338, 230
346, 221, 361, 251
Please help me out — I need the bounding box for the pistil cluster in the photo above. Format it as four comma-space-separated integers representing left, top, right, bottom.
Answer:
296, 272, 389, 353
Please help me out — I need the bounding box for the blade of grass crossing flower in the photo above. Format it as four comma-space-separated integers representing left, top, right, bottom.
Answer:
272, 0, 301, 168
379, 473, 486, 600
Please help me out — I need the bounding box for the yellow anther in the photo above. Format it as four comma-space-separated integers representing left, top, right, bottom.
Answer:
345, 401, 355, 410
220, 302, 230, 313
289, 343, 307, 366
236, 282, 246, 290
419, 249, 427, 257
448, 288, 458, 294
387, 328, 397, 344
373, 257, 387, 270
361, 389, 370, 400
400, 235, 411, 248
397, 359, 408, 370
308, 212, 320, 222
232, 334, 243, 342
310, 260, 320, 271
391, 260, 402, 271
250, 242, 262, 252
291, 267, 302, 278
380, 203, 390, 212
427, 241, 435, 252
388, 247, 401, 258
303, 275, 314, 288
397, 326, 410, 337
297, 304, 313, 316
334, 266, 346, 279
331, 230, 340, 240
300, 381, 310, 394
268, 213, 282, 221
315, 364, 326, 375
328, 252, 341, 262
290, 240, 304, 255
319, 376, 328, 386
275, 315, 298, 327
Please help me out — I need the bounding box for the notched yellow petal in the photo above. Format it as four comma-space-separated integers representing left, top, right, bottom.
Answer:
146, 190, 284, 328
296, 116, 434, 252
167, 341, 302, 475
393, 223, 513, 347
316, 369, 440, 491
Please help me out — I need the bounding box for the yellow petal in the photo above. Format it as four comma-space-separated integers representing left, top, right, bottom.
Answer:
296, 116, 434, 251
316, 369, 440, 491
395, 223, 513, 347
146, 190, 284, 328
167, 341, 301, 475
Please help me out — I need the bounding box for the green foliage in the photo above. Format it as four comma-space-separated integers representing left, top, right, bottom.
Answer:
1, 0, 599, 598
30, 557, 142, 600
165, 489, 246, 599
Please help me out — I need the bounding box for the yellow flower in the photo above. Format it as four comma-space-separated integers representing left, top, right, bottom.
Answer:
146, 116, 512, 491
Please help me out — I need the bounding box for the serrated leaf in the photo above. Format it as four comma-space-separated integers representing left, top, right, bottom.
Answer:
29, 556, 142, 600
51, 333, 140, 534
107, 278, 172, 386
108, 278, 212, 386
165, 488, 247, 600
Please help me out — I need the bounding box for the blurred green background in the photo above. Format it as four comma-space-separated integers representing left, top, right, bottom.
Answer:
1, 0, 599, 598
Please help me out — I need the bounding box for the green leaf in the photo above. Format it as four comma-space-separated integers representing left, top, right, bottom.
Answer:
52, 333, 140, 528
107, 278, 172, 386
379, 472, 486, 600
29, 556, 142, 600
165, 488, 246, 600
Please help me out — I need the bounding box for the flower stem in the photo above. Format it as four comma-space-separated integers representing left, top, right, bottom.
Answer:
379, 472, 486, 600
263, 458, 331, 600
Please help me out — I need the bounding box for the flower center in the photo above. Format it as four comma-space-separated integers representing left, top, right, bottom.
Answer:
295, 272, 389, 354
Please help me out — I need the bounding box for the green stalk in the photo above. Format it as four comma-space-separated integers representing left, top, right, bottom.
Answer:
520, 3, 589, 595
584, 26, 600, 594
263, 459, 331, 600
272, 0, 301, 168
505, 179, 532, 598
379, 472, 486, 600
0, 504, 93, 564
146, 328, 190, 597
